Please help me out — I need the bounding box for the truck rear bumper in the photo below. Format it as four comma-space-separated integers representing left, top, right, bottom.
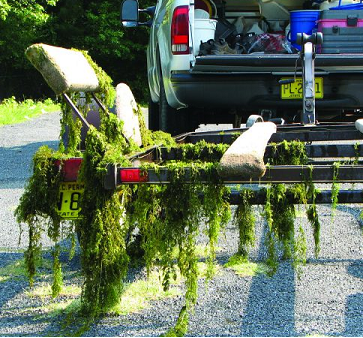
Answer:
171, 53, 363, 111
171, 71, 363, 111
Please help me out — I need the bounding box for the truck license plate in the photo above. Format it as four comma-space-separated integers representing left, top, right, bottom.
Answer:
281, 78, 323, 99
57, 182, 84, 219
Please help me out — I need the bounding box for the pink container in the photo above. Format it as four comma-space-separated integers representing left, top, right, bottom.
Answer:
317, 10, 363, 53
318, 18, 363, 30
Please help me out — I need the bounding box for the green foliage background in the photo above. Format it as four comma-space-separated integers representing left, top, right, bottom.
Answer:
0, 0, 152, 102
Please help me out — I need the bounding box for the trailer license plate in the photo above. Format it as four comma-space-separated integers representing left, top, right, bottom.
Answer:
57, 182, 84, 219
281, 78, 323, 99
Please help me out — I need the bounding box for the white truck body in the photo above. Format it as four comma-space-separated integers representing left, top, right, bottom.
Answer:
122, 0, 363, 134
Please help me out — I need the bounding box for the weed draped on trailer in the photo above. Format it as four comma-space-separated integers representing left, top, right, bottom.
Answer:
14, 52, 339, 336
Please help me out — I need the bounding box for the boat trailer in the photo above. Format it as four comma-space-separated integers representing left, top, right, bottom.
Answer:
36, 34, 363, 210
89, 33, 363, 206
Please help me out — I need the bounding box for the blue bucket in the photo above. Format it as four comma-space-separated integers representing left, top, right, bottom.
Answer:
330, 0, 363, 9
289, 10, 321, 50
330, 2, 363, 9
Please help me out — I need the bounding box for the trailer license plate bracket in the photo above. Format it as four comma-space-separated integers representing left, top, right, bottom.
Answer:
281, 77, 323, 99
57, 182, 84, 219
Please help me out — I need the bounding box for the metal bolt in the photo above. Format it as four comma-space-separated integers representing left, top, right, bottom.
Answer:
305, 100, 314, 111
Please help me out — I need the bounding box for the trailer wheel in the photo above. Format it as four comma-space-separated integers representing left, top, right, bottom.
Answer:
246, 114, 264, 128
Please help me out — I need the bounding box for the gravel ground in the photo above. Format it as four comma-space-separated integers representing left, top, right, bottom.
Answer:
1, 112, 363, 336
0, 112, 60, 249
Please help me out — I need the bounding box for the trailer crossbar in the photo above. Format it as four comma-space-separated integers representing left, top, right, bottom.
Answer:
129, 144, 363, 164
227, 189, 363, 205
102, 165, 363, 189
180, 126, 363, 145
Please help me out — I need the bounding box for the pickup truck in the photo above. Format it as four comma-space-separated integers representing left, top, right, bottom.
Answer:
121, 0, 363, 135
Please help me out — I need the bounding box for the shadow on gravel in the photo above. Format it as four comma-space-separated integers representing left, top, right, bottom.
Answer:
0, 252, 23, 269
336, 204, 363, 227
239, 263, 297, 337
341, 260, 363, 337
0, 233, 151, 336
0, 242, 81, 337
0, 252, 28, 315
0, 141, 59, 189
343, 292, 363, 337
240, 223, 298, 337
240, 240, 363, 336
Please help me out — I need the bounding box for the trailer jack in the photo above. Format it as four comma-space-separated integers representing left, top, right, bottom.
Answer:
279, 32, 323, 125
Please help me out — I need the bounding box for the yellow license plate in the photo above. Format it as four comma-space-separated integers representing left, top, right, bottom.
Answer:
57, 182, 84, 219
281, 78, 323, 99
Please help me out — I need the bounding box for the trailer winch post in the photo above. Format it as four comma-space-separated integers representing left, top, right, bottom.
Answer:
296, 32, 323, 125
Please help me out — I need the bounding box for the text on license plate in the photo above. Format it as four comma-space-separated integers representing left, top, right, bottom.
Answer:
281, 78, 323, 99
57, 182, 84, 219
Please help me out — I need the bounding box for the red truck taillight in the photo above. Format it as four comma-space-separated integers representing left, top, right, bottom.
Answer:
171, 6, 190, 55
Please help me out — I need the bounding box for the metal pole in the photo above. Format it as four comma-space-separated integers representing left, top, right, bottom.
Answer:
91, 93, 108, 114
302, 41, 316, 125
62, 93, 90, 130
91, 92, 131, 145
297, 32, 323, 125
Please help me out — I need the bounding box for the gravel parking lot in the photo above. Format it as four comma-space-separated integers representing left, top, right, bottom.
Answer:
1, 111, 363, 336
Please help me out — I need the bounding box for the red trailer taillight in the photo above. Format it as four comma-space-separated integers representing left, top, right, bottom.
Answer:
171, 6, 190, 55
120, 169, 149, 183
54, 158, 83, 182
